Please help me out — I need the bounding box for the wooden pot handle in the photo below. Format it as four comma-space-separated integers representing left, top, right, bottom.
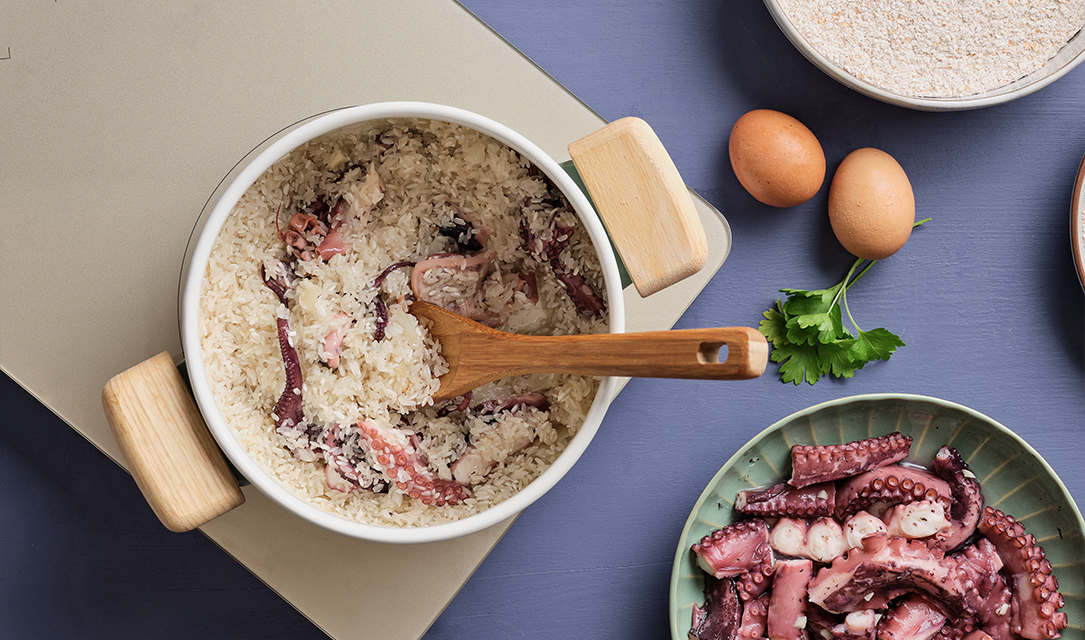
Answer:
102, 351, 244, 532
568, 117, 708, 297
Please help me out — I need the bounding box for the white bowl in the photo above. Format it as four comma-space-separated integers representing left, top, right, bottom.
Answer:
181, 102, 625, 543
1071, 151, 1085, 290
763, 0, 1085, 111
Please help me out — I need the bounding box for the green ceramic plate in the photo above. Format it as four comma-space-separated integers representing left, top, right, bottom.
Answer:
669, 393, 1085, 640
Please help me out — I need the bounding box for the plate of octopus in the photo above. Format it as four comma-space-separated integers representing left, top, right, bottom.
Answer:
669, 393, 1084, 640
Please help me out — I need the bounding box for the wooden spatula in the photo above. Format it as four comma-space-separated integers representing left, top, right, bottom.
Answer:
409, 301, 767, 403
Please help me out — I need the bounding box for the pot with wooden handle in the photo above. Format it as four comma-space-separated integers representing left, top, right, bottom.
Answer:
102, 102, 757, 543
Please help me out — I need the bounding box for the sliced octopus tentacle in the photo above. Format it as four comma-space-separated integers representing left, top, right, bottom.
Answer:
807, 605, 879, 640
807, 533, 971, 618
736, 549, 776, 603
877, 594, 947, 640
836, 465, 952, 518
770, 517, 810, 557
355, 419, 469, 506
262, 264, 324, 462
737, 592, 769, 639
691, 518, 774, 579
884, 500, 951, 541
844, 510, 888, 550
449, 396, 550, 486
768, 558, 814, 640
976, 507, 1067, 640
371, 260, 414, 342
267, 316, 322, 462
690, 575, 742, 640
409, 250, 501, 326
518, 199, 606, 318
735, 481, 837, 518
321, 423, 386, 494
789, 432, 913, 488
952, 538, 1013, 640
928, 445, 985, 552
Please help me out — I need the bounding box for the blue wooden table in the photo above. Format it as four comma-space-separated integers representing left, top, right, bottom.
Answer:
4, 1, 1083, 638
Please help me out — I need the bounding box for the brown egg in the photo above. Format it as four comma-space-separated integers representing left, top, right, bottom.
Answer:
828, 148, 915, 260
728, 109, 826, 208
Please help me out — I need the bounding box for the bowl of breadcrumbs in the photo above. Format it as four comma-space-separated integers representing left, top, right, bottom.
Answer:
765, 0, 1085, 110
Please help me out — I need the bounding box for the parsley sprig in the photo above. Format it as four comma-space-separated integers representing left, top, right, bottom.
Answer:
758, 219, 929, 385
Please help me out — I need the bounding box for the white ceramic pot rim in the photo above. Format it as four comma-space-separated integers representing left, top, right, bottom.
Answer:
181, 102, 625, 544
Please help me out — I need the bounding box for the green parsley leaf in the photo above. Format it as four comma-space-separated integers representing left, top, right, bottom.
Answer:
819, 339, 859, 378
758, 306, 789, 345
773, 339, 823, 386
847, 328, 905, 364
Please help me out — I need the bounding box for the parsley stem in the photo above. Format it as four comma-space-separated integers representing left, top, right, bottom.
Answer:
830, 257, 863, 309
842, 273, 861, 333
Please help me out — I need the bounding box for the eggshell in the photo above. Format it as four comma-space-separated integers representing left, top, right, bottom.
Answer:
828, 148, 915, 260
728, 109, 826, 208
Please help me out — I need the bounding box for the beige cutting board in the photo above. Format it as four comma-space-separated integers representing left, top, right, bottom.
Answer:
0, 2, 731, 638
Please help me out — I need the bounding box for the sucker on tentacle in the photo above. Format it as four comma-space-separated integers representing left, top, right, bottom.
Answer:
977, 507, 1067, 640
738, 593, 769, 639
807, 606, 879, 640
836, 465, 952, 518
790, 432, 913, 488
355, 419, 469, 506
883, 500, 951, 541
735, 481, 837, 518
736, 548, 777, 603
844, 511, 889, 550
769, 517, 846, 562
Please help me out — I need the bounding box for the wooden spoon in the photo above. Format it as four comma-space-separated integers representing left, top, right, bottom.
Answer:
409, 300, 769, 403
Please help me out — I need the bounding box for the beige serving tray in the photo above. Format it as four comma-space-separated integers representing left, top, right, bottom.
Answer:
0, 2, 732, 638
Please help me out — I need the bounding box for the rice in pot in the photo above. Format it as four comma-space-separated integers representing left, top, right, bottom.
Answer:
199, 118, 608, 528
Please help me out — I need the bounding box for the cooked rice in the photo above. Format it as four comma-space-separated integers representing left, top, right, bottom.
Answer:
199, 118, 607, 527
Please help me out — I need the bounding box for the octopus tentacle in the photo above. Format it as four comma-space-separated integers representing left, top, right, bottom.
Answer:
877, 594, 947, 640
449, 396, 549, 485
518, 199, 606, 318
261, 267, 322, 460
690, 575, 741, 640
928, 446, 984, 552
767, 558, 814, 640
808, 607, 878, 640
736, 549, 776, 603
790, 432, 913, 488
735, 481, 837, 518
808, 533, 971, 617
836, 465, 952, 518
321, 423, 386, 494
977, 507, 1067, 640
952, 538, 1013, 640
844, 510, 888, 549
691, 519, 774, 579
737, 592, 769, 639
355, 419, 469, 506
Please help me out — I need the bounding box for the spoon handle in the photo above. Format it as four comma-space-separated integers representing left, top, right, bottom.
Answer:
454, 326, 768, 386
